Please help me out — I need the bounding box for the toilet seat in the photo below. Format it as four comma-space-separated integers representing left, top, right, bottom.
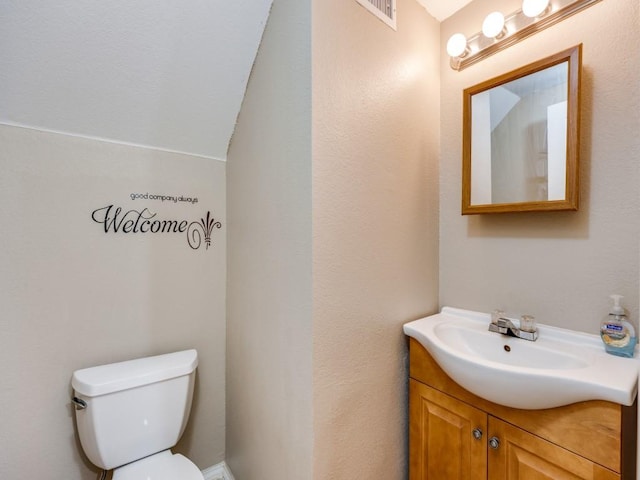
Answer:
112, 450, 204, 480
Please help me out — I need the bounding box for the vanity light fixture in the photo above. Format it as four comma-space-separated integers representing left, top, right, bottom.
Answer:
447, 0, 601, 71
482, 12, 507, 39
522, 0, 551, 18
446, 33, 470, 58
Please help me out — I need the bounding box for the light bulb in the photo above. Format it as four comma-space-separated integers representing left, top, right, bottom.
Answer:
446, 33, 468, 58
482, 11, 506, 39
522, 0, 550, 18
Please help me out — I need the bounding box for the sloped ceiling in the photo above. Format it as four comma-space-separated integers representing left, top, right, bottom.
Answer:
0, 0, 273, 160
0, 0, 473, 160
416, 0, 473, 21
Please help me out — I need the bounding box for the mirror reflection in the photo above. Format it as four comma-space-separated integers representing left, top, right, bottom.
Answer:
462, 45, 581, 214
471, 62, 567, 204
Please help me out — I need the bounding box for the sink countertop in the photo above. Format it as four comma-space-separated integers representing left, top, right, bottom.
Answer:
404, 306, 640, 410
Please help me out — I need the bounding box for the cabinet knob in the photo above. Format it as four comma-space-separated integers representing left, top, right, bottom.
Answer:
489, 436, 500, 450
472, 428, 483, 440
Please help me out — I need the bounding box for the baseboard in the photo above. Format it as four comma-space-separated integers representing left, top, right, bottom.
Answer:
202, 461, 235, 480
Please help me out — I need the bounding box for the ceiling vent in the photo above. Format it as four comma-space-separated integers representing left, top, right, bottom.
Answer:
356, 0, 397, 30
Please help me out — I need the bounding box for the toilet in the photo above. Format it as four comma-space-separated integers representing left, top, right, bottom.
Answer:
71, 349, 204, 480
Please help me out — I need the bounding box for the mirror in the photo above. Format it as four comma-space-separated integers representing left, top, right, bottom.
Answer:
462, 45, 582, 214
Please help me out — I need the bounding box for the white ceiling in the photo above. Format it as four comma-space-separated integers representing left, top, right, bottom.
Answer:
0, 1, 470, 161
0, 0, 273, 160
416, 0, 474, 21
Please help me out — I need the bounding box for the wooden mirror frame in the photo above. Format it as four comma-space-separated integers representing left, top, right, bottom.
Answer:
462, 44, 582, 215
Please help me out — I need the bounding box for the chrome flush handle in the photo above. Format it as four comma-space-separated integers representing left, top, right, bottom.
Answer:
72, 397, 87, 410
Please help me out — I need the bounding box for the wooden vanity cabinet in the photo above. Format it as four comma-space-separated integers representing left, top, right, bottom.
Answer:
488, 416, 619, 480
410, 380, 486, 480
409, 338, 637, 480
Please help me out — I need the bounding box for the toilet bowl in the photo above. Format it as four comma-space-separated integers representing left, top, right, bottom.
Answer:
71, 349, 204, 480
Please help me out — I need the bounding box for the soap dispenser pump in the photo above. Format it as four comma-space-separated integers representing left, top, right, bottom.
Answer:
600, 294, 637, 358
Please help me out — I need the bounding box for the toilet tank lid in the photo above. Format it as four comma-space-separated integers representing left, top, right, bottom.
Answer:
72, 349, 198, 397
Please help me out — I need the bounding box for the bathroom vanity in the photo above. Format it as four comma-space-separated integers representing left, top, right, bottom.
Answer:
404, 308, 639, 480
408, 338, 637, 479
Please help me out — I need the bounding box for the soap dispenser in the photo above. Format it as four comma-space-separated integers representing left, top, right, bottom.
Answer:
600, 294, 637, 358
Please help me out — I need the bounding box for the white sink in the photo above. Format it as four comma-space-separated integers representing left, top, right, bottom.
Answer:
404, 307, 639, 410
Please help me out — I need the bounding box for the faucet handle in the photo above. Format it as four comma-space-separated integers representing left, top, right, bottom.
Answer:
520, 315, 537, 333
491, 309, 505, 324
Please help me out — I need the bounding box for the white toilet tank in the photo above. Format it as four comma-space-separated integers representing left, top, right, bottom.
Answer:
72, 349, 198, 471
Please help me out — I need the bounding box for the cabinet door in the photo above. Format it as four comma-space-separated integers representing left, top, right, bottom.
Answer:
488, 417, 620, 480
410, 379, 487, 480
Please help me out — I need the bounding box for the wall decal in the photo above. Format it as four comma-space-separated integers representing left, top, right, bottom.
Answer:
130, 192, 199, 204
187, 211, 222, 250
91, 204, 222, 250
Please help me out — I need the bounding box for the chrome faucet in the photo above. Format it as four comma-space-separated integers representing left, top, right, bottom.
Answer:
489, 316, 538, 341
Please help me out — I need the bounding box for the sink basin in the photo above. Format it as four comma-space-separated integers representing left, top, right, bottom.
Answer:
404, 307, 639, 410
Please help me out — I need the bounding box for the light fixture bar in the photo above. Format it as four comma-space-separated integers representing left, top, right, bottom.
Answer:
449, 0, 602, 71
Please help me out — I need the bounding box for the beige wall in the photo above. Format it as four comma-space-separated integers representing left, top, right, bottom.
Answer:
440, 0, 640, 333
312, 0, 440, 477
0, 124, 226, 478
226, 0, 313, 478
6, 1, 635, 479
